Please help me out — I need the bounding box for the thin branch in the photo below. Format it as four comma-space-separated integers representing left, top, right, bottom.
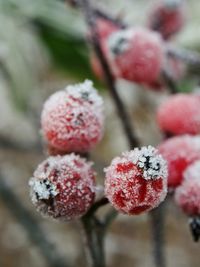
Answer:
149, 202, 167, 267
81, 216, 106, 267
167, 45, 200, 68
85, 198, 109, 217
161, 70, 179, 94
0, 173, 68, 267
79, 0, 140, 149
66, 0, 126, 28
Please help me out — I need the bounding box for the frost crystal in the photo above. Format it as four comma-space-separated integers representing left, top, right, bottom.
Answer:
29, 178, 58, 201
124, 146, 168, 180
65, 80, 103, 111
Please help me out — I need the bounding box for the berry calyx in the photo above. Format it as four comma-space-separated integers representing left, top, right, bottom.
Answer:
157, 94, 200, 135
158, 135, 200, 188
147, 0, 186, 40
104, 146, 168, 215
107, 27, 164, 84
41, 80, 104, 154
29, 154, 96, 220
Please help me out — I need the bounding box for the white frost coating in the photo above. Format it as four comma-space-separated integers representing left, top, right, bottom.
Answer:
123, 146, 168, 180
108, 29, 133, 55
65, 80, 104, 111
184, 160, 200, 181
29, 178, 58, 201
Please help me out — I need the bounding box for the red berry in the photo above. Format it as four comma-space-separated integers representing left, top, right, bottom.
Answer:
29, 154, 96, 220
147, 0, 186, 40
107, 27, 164, 84
104, 146, 168, 215
157, 94, 200, 135
158, 135, 200, 188
41, 80, 104, 154
175, 160, 200, 216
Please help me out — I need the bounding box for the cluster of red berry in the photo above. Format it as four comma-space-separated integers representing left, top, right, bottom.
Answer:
29, 80, 104, 220
29, 78, 168, 220
29, 0, 200, 232
90, 0, 186, 90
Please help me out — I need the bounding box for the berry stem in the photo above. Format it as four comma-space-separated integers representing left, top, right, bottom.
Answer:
161, 70, 179, 94
66, 0, 126, 28
149, 202, 167, 267
79, 0, 140, 149
0, 173, 68, 267
167, 45, 200, 69
81, 216, 106, 267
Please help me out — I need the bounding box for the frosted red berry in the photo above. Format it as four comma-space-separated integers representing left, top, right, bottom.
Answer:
158, 135, 200, 188
147, 0, 186, 40
107, 27, 164, 84
41, 80, 104, 154
104, 146, 168, 215
175, 160, 200, 216
157, 94, 200, 135
29, 154, 96, 220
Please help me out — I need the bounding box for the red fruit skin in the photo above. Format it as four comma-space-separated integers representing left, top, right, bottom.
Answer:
41, 81, 104, 154
158, 135, 200, 188
147, 0, 186, 40
175, 160, 200, 216
157, 94, 200, 135
29, 154, 96, 220
107, 28, 164, 84
104, 147, 168, 215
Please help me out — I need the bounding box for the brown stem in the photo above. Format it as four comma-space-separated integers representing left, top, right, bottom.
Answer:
79, 0, 139, 149
149, 201, 167, 267
81, 216, 106, 267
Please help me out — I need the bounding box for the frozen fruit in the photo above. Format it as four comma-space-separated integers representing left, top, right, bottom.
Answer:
158, 135, 200, 187
29, 154, 96, 220
41, 80, 104, 154
104, 146, 168, 215
147, 0, 186, 40
175, 160, 200, 216
157, 94, 200, 135
107, 27, 164, 84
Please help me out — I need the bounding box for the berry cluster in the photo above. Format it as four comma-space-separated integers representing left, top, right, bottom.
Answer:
29, 80, 104, 220
90, 1, 186, 91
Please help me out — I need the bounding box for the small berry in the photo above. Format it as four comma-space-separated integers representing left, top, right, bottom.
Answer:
107, 27, 164, 84
104, 146, 168, 215
41, 80, 104, 154
175, 160, 200, 216
157, 94, 200, 135
158, 135, 200, 188
147, 0, 186, 40
29, 154, 95, 220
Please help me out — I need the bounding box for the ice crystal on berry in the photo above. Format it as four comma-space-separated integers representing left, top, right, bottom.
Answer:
29, 154, 96, 220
